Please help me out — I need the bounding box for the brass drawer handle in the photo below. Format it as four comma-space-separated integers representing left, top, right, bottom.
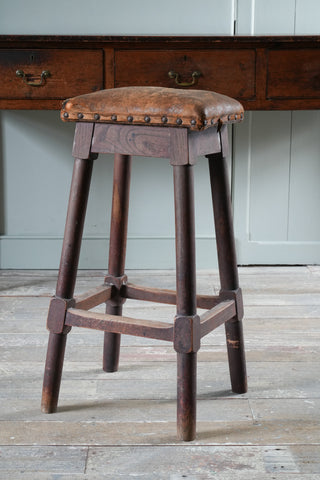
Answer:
16, 69, 51, 87
168, 70, 201, 87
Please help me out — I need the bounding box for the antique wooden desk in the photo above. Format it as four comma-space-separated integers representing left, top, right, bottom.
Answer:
0, 35, 319, 111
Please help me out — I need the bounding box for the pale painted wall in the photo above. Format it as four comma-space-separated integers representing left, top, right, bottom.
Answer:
0, 0, 319, 268
233, 0, 320, 265
0, 0, 236, 36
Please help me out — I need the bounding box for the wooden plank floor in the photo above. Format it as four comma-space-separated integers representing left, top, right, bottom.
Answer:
0, 266, 319, 479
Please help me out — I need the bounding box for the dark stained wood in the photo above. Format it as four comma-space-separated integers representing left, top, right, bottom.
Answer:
173, 165, 197, 316
65, 308, 174, 341
46, 297, 72, 335
92, 124, 172, 157
188, 127, 221, 162
1, 34, 319, 47
115, 49, 256, 100
0, 35, 319, 110
173, 164, 198, 441
208, 152, 247, 395
170, 129, 190, 165
200, 300, 236, 337
72, 123, 97, 160
196, 294, 220, 310
103, 330, 121, 373
0, 48, 103, 100
174, 314, 200, 354
255, 47, 268, 106
56, 158, 94, 299
42, 156, 94, 414
41, 332, 67, 414
92, 124, 225, 165
103, 47, 115, 90
107, 154, 132, 277
123, 283, 221, 309
73, 285, 112, 310
267, 49, 320, 99
208, 152, 239, 291
177, 352, 197, 442
124, 283, 178, 304
103, 153, 132, 373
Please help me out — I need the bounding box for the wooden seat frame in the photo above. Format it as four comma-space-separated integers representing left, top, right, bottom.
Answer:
41, 121, 247, 441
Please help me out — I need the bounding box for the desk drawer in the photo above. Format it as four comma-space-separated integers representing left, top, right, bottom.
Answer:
267, 49, 320, 99
0, 49, 103, 99
115, 49, 256, 100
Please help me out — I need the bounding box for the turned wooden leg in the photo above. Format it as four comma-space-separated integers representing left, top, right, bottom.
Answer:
103, 154, 131, 372
42, 156, 94, 413
177, 352, 197, 441
103, 309, 121, 372
173, 164, 199, 441
208, 152, 247, 394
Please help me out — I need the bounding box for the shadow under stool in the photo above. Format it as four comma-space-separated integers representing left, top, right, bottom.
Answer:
41, 86, 247, 441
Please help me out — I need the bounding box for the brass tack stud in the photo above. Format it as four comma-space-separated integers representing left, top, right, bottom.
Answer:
111, 114, 117, 121
203, 120, 208, 126
228, 114, 231, 121
127, 115, 133, 122
144, 116, 151, 123
176, 118, 182, 125
161, 116, 168, 124
77, 113, 84, 119
94, 113, 100, 121
234, 114, 238, 120
211, 118, 215, 125
190, 119, 196, 126
63, 112, 69, 119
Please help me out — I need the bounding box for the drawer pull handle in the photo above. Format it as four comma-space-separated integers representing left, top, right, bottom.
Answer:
16, 69, 51, 87
168, 70, 201, 87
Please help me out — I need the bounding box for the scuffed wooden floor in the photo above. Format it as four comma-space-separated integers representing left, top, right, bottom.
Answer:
0, 266, 319, 479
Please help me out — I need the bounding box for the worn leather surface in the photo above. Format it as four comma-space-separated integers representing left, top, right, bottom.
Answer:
61, 86, 244, 130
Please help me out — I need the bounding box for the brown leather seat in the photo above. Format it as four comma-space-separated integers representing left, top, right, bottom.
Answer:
61, 86, 244, 131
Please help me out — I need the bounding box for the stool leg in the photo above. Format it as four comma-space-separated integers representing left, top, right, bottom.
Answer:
41, 333, 67, 413
173, 165, 198, 441
177, 352, 197, 441
208, 152, 247, 394
42, 156, 94, 413
103, 154, 132, 372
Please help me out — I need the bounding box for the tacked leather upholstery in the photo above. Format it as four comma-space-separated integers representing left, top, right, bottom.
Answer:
61, 86, 244, 131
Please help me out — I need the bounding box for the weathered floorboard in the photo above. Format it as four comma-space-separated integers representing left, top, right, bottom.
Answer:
0, 267, 319, 477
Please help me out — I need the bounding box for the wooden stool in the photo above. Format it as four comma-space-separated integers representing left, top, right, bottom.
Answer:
41, 86, 247, 441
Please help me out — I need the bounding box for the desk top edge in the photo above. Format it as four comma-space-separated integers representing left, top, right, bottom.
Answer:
0, 34, 320, 48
